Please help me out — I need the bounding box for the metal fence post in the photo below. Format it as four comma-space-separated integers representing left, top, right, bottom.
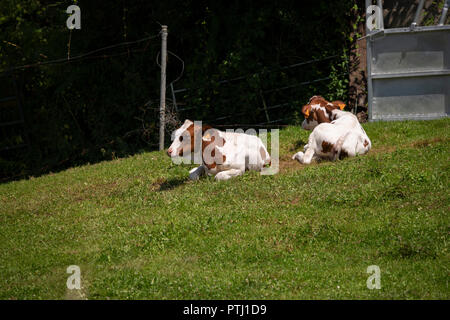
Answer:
365, 0, 374, 121
159, 25, 168, 151
439, 0, 449, 26
376, 0, 384, 30
412, 0, 425, 27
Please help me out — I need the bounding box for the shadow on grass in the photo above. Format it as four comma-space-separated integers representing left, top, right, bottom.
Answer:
151, 176, 189, 191
288, 139, 307, 152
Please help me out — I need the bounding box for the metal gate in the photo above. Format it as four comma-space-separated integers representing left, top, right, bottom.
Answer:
366, 0, 450, 121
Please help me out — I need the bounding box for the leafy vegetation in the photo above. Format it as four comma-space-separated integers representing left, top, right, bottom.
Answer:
0, 118, 448, 299
0, 0, 357, 180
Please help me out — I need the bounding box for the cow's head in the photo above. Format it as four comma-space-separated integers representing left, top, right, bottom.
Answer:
301, 96, 345, 130
167, 120, 212, 158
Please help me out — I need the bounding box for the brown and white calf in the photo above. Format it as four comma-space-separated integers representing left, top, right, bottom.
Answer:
301, 95, 346, 130
167, 120, 271, 181
293, 105, 371, 164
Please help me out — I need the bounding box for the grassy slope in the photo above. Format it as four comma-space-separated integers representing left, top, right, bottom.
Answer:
0, 119, 449, 299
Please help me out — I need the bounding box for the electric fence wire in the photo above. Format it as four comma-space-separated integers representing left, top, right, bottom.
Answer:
0, 32, 161, 74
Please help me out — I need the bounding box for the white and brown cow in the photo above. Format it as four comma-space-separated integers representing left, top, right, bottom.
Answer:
301, 95, 346, 130
293, 105, 371, 164
167, 120, 271, 181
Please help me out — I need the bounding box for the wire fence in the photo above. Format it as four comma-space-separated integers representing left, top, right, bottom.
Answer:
0, 33, 161, 74
1, 26, 349, 142
169, 53, 350, 128
1, 24, 350, 180
0, 30, 167, 181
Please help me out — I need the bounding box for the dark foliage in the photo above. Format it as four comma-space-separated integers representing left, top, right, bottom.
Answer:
0, 0, 357, 181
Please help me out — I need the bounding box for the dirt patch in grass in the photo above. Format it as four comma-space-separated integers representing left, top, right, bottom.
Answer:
278, 154, 305, 173
412, 137, 446, 148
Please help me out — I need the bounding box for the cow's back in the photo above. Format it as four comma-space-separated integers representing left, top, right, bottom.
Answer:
218, 131, 268, 171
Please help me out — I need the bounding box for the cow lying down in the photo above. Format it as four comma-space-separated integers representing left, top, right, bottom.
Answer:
292, 99, 371, 164
301, 95, 346, 130
167, 120, 271, 181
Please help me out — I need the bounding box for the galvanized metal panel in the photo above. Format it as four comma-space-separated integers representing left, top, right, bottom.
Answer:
368, 26, 450, 121
371, 30, 449, 74
372, 75, 449, 120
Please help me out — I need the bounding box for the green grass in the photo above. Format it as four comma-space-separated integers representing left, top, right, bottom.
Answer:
0, 118, 449, 299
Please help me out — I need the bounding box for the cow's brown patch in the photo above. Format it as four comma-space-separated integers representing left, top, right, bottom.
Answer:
304, 96, 343, 124
302, 104, 312, 117
185, 122, 213, 152
325, 100, 345, 118
321, 141, 334, 153
309, 96, 328, 106
315, 109, 331, 124
207, 162, 216, 169
185, 123, 195, 151
201, 130, 226, 169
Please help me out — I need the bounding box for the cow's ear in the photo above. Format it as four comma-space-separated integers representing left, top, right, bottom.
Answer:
302, 104, 312, 117
331, 101, 346, 110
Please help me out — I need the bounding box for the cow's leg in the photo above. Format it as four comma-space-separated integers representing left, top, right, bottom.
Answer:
189, 165, 206, 180
214, 169, 244, 181
292, 146, 316, 164
293, 149, 319, 163
292, 151, 304, 162
355, 134, 371, 155
300, 148, 315, 164
337, 132, 359, 159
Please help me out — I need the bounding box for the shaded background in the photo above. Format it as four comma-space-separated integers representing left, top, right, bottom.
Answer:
0, 0, 447, 181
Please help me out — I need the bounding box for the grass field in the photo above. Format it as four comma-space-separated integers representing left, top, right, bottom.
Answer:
0, 118, 449, 299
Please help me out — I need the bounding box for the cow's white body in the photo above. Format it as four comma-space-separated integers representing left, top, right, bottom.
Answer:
168, 120, 271, 181
214, 131, 269, 172
293, 109, 371, 164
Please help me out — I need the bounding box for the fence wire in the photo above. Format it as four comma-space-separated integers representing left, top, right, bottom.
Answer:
171, 54, 349, 128
0, 33, 161, 74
